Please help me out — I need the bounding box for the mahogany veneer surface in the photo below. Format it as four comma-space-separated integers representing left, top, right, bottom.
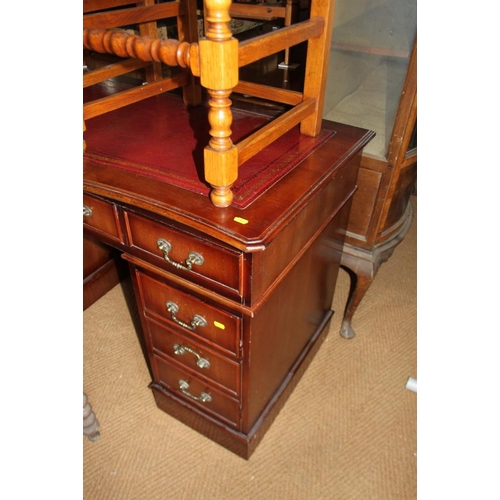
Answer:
83, 233, 128, 310
83, 99, 373, 458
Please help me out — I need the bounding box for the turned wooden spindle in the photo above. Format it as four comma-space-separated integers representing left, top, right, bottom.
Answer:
83, 392, 100, 441
83, 28, 196, 70
200, 0, 239, 208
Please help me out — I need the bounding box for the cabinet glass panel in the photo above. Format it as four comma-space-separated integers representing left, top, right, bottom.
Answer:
323, 0, 417, 159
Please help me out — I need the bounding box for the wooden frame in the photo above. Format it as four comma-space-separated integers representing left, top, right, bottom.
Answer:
339, 38, 417, 339
83, 0, 335, 207
227, 1, 300, 67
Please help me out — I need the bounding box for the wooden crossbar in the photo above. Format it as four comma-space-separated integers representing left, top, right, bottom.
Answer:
237, 98, 317, 166
83, 72, 189, 120
83, 58, 150, 87
229, 4, 286, 21
238, 17, 324, 67
83, 3, 182, 29
84, 0, 140, 14
234, 81, 303, 106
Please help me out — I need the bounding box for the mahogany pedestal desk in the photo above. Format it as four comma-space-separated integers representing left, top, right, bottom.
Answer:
83, 114, 373, 459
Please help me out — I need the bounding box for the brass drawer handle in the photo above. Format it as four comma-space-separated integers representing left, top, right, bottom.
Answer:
178, 379, 212, 403
166, 301, 208, 331
173, 344, 210, 369
156, 238, 204, 271
83, 205, 93, 217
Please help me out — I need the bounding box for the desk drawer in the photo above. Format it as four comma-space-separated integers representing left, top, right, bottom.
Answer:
83, 193, 123, 243
146, 317, 241, 397
153, 355, 240, 428
124, 211, 242, 296
135, 269, 241, 358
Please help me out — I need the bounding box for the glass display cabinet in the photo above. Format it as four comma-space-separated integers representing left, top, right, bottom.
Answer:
323, 0, 417, 338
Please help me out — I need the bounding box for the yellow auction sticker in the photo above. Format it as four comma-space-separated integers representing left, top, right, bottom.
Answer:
213, 321, 226, 330
233, 217, 249, 225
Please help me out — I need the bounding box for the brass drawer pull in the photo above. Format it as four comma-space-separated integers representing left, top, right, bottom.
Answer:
83, 205, 93, 217
166, 301, 207, 331
178, 379, 212, 403
157, 238, 204, 271
173, 344, 210, 369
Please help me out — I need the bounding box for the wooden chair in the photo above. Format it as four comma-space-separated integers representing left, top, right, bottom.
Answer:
83, 0, 335, 207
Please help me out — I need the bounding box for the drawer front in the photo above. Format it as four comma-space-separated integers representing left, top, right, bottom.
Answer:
146, 317, 241, 397
154, 355, 240, 428
125, 211, 242, 296
136, 270, 241, 358
83, 193, 123, 243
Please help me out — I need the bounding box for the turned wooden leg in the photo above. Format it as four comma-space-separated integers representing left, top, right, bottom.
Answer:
200, 5, 239, 208
83, 392, 100, 441
209, 184, 234, 208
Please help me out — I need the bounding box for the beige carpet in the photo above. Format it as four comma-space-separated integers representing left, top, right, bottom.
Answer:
83, 196, 417, 500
